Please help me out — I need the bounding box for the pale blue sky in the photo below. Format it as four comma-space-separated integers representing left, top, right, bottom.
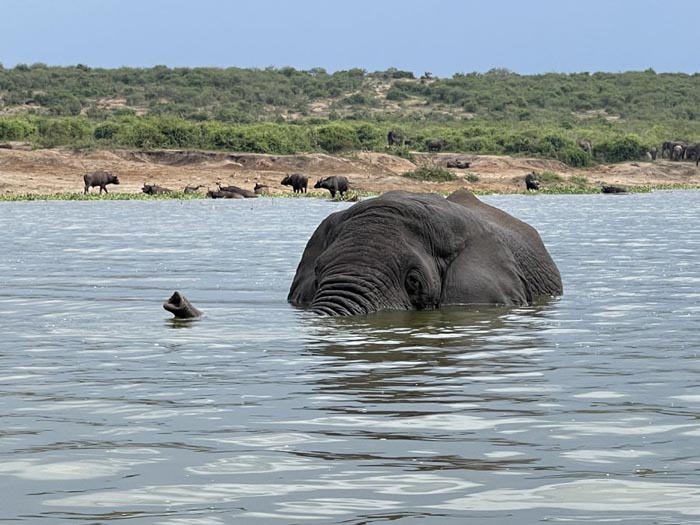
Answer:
2, 0, 698, 76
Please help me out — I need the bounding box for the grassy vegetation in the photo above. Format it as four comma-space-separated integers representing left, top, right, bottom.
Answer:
403, 166, 457, 182
0, 191, 206, 201
7, 183, 697, 202
2, 64, 700, 166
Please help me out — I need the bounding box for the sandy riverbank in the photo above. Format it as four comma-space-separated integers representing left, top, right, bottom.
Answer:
1, 145, 698, 197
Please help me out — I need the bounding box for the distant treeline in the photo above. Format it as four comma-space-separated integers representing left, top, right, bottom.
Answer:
3, 63, 700, 122
1, 114, 693, 166
2, 64, 700, 165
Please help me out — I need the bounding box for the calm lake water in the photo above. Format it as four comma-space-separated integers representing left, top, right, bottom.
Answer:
1, 191, 699, 524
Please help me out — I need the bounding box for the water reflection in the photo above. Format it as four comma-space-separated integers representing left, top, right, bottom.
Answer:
302, 304, 559, 405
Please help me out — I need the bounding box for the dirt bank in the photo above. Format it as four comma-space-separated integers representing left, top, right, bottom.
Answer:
0, 145, 698, 196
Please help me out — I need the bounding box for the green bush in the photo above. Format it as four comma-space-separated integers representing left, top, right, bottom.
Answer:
593, 135, 647, 163
385, 86, 410, 101
315, 123, 358, 153
0, 118, 38, 141
556, 145, 592, 167
403, 166, 456, 182
537, 171, 563, 183
37, 117, 92, 147
93, 121, 121, 141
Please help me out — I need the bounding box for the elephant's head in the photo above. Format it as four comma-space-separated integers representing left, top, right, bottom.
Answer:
288, 190, 562, 316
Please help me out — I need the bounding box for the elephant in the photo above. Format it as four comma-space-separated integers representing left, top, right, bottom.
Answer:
387, 130, 405, 146
288, 189, 563, 316
163, 291, 202, 319
683, 142, 700, 162
426, 139, 447, 153
662, 141, 686, 159
672, 144, 684, 161
649, 146, 657, 161
577, 139, 592, 154
525, 172, 540, 191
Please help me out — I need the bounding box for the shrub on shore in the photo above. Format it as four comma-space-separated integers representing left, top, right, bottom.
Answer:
403, 166, 456, 182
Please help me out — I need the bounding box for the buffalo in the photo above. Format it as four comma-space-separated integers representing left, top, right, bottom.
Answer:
254, 182, 269, 195
84, 171, 119, 194
206, 189, 245, 199
314, 176, 349, 198
426, 139, 447, 153
601, 185, 627, 194
213, 184, 257, 198
525, 173, 540, 191
281, 173, 308, 193
142, 183, 174, 195
446, 158, 471, 169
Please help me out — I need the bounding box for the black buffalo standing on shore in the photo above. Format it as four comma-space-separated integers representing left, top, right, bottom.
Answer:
525, 173, 540, 191
281, 173, 308, 193
83, 171, 120, 194
314, 176, 349, 198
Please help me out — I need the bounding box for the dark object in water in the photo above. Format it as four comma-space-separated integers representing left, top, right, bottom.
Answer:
163, 291, 202, 319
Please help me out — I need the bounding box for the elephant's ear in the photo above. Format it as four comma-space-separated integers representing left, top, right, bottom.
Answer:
440, 233, 530, 306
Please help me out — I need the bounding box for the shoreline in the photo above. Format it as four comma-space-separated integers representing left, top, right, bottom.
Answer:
4, 184, 700, 202
1, 146, 699, 199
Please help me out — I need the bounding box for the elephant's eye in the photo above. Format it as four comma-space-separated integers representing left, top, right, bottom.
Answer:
405, 269, 436, 310
405, 270, 423, 296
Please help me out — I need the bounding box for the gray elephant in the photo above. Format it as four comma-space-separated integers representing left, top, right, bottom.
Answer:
163, 291, 202, 319
288, 189, 563, 316
672, 144, 684, 161
577, 139, 592, 154
387, 130, 405, 146
662, 141, 686, 159
683, 142, 699, 162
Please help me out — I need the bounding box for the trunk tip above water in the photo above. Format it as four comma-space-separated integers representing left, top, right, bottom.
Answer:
163, 291, 203, 319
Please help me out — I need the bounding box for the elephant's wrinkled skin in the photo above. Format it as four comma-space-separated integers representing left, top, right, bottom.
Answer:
288, 189, 563, 316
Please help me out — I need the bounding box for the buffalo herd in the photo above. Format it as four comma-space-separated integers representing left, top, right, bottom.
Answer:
82, 136, 700, 198
82, 171, 353, 199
